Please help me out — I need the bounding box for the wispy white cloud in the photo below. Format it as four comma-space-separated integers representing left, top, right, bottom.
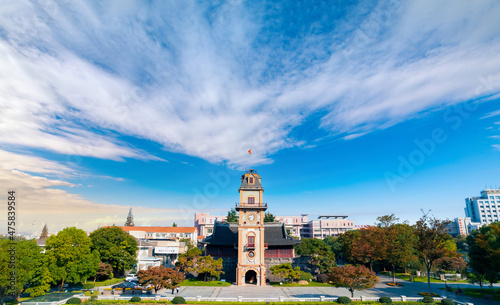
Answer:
483, 110, 500, 119
0, 0, 499, 169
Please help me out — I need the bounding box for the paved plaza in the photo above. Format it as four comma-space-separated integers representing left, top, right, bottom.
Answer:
144, 275, 497, 305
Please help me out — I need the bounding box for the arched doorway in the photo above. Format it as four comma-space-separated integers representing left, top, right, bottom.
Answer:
245, 270, 257, 285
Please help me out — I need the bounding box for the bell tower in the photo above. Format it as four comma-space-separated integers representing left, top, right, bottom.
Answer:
235, 169, 267, 286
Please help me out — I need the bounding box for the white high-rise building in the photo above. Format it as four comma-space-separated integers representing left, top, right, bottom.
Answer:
465, 188, 500, 225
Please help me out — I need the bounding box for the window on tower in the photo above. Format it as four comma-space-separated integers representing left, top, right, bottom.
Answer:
249, 177, 254, 184
248, 196, 255, 204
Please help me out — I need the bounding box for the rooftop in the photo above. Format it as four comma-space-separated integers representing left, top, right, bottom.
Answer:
120, 226, 197, 233
201, 222, 300, 247
318, 216, 348, 220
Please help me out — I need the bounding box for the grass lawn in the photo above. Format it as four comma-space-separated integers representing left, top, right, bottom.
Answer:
393, 273, 467, 284
93, 278, 125, 287
269, 281, 331, 287
180, 279, 231, 286
439, 287, 500, 301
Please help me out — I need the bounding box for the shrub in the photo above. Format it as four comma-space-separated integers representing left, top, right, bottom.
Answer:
66, 298, 82, 304
379, 296, 392, 303
422, 295, 434, 303
82, 283, 95, 290
172, 296, 186, 304
318, 273, 329, 283
300, 272, 313, 281
337, 296, 351, 304
130, 296, 141, 302
90, 296, 97, 301
441, 298, 455, 305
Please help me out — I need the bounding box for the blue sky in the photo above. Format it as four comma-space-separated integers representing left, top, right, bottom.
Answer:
1, 0, 500, 234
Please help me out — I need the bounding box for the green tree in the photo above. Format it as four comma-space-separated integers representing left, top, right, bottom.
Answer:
264, 212, 276, 222
1, 239, 52, 301
124, 208, 135, 226
466, 222, 500, 287
376, 214, 400, 228
335, 230, 361, 263
25, 267, 52, 298
89, 226, 138, 276
179, 238, 195, 251
45, 227, 100, 290
385, 223, 417, 284
197, 256, 224, 281
270, 263, 302, 283
328, 265, 378, 297
454, 235, 468, 252
226, 209, 238, 222
414, 213, 457, 294
295, 238, 329, 256
137, 266, 185, 295
175, 248, 223, 281
173, 222, 177, 227
40, 224, 49, 239
176, 248, 203, 273
294, 238, 336, 274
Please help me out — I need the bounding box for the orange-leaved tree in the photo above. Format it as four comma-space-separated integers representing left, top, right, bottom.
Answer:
414, 212, 457, 294
137, 266, 185, 295
351, 226, 387, 271
328, 265, 378, 297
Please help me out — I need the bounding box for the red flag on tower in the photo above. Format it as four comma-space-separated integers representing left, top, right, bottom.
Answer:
248, 149, 252, 154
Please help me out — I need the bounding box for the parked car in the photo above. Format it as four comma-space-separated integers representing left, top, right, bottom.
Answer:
112, 281, 138, 289
126, 273, 138, 282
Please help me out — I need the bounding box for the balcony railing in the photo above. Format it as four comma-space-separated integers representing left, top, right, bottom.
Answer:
235, 202, 268, 208
235, 243, 269, 250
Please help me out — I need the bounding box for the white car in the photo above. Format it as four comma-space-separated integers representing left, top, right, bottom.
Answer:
126, 274, 138, 282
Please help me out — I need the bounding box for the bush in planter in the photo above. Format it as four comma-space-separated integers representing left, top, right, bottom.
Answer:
441, 299, 454, 305
422, 295, 434, 303
130, 296, 141, 302
172, 296, 186, 304
337, 296, 351, 304
379, 296, 392, 303
66, 298, 81, 304
82, 283, 95, 290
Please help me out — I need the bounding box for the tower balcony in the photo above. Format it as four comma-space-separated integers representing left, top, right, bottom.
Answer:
235, 202, 268, 211
244, 243, 267, 250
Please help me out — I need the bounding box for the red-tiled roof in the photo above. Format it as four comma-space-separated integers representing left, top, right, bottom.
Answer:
119, 226, 197, 233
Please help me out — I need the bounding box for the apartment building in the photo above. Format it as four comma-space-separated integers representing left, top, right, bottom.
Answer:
465, 188, 500, 225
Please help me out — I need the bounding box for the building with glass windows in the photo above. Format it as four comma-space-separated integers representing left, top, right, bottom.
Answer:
465, 188, 500, 225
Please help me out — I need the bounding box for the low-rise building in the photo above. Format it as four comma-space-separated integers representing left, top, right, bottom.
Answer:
194, 213, 227, 237
118, 226, 196, 270
119, 226, 198, 242
301, 216, 354, 239
137, 239, 187, 269
446, 217, 482, 236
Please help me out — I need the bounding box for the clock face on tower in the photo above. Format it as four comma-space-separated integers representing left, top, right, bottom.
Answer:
247, 213, 256, 222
